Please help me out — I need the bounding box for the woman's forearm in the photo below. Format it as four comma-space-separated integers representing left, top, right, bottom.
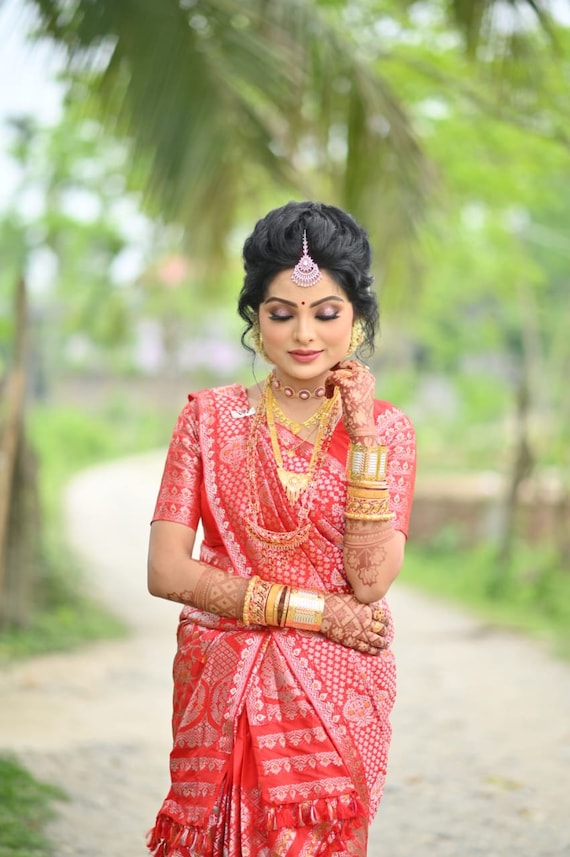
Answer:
147, 521, 249, 619
343, 519, 405, 603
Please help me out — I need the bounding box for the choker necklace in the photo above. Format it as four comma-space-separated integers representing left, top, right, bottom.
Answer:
271, 373, 327, 400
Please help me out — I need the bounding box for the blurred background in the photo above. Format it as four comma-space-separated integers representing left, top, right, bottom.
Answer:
1, 1, 570, 852
1, 0, 569, 670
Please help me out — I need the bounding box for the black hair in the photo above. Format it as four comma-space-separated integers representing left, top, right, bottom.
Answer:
238, 200, 378, 354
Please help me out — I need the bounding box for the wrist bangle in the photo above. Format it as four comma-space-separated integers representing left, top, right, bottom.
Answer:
347, 484, 389, 499
283, 589, 325, 632
248, 577, 273, 625
345, 492, 394, 521
347, 443, 389, 486
278, 586, 291, 627
242, 576, 259, 626
265, 584, 286, 627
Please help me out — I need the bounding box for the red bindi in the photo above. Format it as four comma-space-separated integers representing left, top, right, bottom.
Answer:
301, 301, 305, 305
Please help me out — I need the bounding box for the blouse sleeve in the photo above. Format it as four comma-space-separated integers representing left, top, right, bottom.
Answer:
151, 399, 203, 530
376, 405, 417, 538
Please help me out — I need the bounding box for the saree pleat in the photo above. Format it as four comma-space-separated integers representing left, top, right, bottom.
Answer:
148, 385, 416, 857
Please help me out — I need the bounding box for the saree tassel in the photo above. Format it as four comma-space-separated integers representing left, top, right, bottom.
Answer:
147, 814, 212, 857
264, 794, 366, 832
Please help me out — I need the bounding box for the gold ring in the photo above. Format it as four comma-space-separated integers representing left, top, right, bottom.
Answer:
372, 620, 382, 634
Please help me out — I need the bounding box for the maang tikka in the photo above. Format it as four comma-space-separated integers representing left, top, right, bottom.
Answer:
291, 230, 321, 287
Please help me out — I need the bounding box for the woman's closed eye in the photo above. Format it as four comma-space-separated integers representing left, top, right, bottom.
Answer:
269, 311, 341, 322
316, 311, 340, 321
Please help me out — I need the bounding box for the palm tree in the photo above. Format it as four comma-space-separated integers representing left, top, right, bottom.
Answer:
23, 0, 560, 282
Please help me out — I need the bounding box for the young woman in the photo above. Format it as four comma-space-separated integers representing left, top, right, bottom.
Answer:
147, 201, 416, 856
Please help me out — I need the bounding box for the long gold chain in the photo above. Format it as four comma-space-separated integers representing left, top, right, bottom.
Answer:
266, 382, 338, 504
245, 377, 340, 549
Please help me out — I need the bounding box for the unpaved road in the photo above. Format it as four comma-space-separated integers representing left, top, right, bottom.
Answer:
1, 452, 569, 856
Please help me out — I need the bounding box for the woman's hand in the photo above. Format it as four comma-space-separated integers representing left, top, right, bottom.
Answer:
320, 592, 388, 654
325, 360, 377, 444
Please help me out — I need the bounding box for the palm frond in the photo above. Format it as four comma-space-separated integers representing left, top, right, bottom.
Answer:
27, 0, 431, 286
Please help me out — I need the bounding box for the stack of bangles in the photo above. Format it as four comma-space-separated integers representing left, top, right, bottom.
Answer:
242, 576, 325, 632
344, 442, 395, 522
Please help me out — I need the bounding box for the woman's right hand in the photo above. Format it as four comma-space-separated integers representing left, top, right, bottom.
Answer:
320, 592, 388, 654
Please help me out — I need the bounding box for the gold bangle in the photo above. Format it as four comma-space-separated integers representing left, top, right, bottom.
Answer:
279, 586, 291, 627
345, 492, 395, 521
284, 589, 325, 632
248, 577, 273, 625
347, 484, 389, 500
346, 443, 389, 486
242, 575, 259, 626
265, 584, 285, 627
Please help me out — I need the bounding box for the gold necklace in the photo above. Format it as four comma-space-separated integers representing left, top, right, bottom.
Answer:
266, 382, 338, 504
271, 397, 329, 435
245, 377, 340, 550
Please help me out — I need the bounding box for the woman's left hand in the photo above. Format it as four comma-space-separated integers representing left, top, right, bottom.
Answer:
325, 360, 376, 444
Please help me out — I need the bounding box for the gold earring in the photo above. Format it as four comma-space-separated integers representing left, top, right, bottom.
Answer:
348, 320, 365, 355
251, 319, 268, 361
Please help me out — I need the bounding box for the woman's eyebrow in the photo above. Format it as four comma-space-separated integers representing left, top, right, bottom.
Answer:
263, 295, 345, 308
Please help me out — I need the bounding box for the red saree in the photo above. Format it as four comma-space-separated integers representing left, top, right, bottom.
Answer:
148, 384, 416, 857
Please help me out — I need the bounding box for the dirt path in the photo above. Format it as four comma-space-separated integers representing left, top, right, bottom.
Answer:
1, 452, 569, 856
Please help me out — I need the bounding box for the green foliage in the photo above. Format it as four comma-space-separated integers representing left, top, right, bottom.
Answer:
403, 541, 570, 659
27, 0, 430, 286
0, 754, 65, 856
29, 397, 173, 489
0, 395, 175, 659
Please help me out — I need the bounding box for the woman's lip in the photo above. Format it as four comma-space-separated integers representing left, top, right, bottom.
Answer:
289, 350, 322, 362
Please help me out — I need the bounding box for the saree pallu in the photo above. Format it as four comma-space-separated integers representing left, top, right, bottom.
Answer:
148, 385, 416, 857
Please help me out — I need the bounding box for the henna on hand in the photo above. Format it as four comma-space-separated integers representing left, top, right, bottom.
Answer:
325, 360, 377, 444
320, 592, 388, 655
169, 563, 249, 620
344, 519, 394, 588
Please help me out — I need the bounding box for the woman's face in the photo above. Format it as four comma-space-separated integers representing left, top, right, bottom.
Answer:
258, 269, 354, 386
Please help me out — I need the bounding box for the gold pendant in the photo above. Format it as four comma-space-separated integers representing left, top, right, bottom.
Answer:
277, 467, 309, 504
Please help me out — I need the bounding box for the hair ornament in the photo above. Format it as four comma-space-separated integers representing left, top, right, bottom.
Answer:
291, 230, 321, 287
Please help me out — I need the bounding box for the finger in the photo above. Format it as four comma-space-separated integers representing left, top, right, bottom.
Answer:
356, 640, 377, 655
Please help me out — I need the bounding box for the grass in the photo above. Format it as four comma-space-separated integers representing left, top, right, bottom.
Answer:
0, 755, 66, 857
402, 539, 570, 660
0, 392, 175, 660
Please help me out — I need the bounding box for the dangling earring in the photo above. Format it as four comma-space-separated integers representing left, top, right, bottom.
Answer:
251, 319, 269, 361
347, 320, 365, 356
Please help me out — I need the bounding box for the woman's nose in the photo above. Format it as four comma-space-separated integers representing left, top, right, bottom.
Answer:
294, 316, 315, 344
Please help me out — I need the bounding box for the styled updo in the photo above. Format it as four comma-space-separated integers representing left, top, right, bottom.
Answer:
238, 201, 379, 354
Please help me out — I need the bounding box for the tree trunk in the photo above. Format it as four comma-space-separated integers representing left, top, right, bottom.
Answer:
496, 372, 533, 569
0, 276, 41, 630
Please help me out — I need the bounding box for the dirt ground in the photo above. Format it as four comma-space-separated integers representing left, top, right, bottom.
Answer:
1, 451, 569, 856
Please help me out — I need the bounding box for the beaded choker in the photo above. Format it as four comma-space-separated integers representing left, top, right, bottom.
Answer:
271, 372, 327, 400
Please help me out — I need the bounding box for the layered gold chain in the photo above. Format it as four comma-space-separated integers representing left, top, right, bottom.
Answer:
266, 383, 339, 504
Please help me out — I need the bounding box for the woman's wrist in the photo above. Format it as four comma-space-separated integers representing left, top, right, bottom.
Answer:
345, 442, 395, 522
242, 578, 325, 632
348, 426, 378, 446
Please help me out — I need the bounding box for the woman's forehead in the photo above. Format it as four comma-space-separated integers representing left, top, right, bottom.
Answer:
265, 269, 347, 303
